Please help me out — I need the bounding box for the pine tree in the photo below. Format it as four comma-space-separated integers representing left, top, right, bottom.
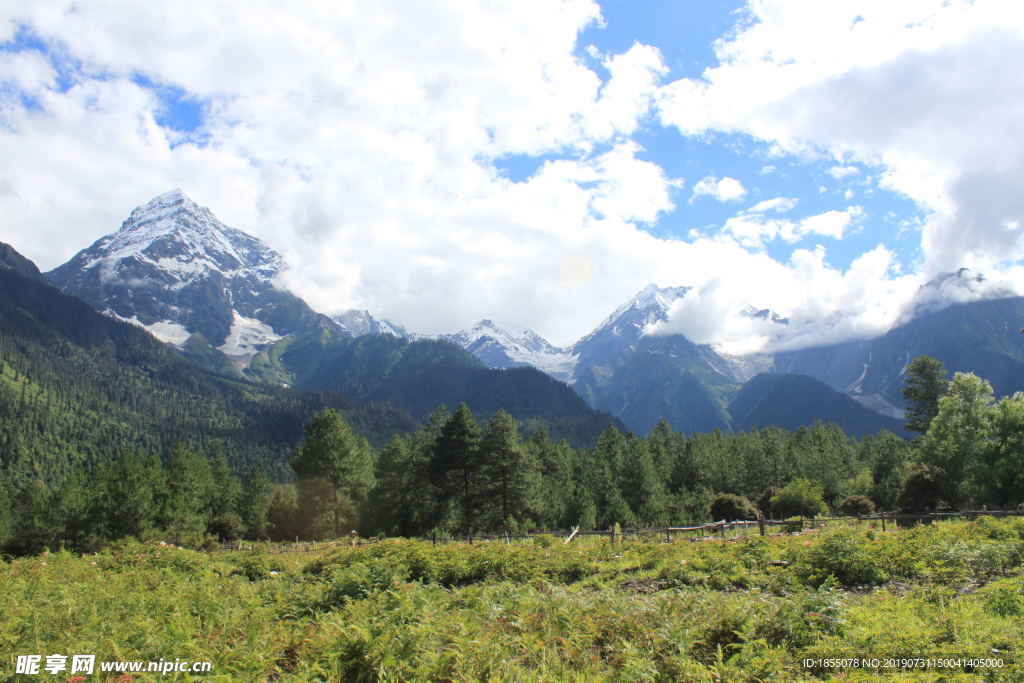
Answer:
93, 452, 164, 541
902, 355, 949, 434
163, 443, 215, 545
479, 411, 540, 531
238, 466, 275, 540
369, 435, 435, 536
293, 408, 376, 536
427, 403, 481, 534
208, 451, 244, 541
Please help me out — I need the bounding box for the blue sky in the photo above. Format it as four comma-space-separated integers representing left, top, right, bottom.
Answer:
0, 1, 1020, 348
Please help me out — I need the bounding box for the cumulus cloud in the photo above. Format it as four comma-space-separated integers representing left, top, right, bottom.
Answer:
691, 174, 747, 202
657, 0, 1024, 282
828, 165, 859, 179
649, 244, 920, 353
721, 204, 862, 248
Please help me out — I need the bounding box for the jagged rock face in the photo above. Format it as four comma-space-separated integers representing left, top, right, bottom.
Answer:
571, 284, 692, 373
441, 319, 576, 382
334, 309, 410, 339
46, 189, 335, 360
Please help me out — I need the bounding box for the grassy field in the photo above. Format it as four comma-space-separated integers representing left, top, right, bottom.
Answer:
3, 518, 1024, 681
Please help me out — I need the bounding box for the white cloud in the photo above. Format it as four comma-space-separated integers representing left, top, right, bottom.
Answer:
1, 0, 1020, 354
798, 207, 862, 240
649, 244, 920, 353
748, 197, 798, 213
720, 204, 861, 248
828, 165, 859, 179
0, 0, 684, 345
691, 174, 747, 202
657, 0, 1024, 280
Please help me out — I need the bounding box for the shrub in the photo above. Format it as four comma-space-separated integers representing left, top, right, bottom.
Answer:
710, 494, 759, 522
799, 529, 889, 587
771, 479, 828, 519
229, 552, 285, 581
838, 495, 876, 516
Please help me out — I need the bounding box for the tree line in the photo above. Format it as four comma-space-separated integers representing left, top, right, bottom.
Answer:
1, 355, 1022, 553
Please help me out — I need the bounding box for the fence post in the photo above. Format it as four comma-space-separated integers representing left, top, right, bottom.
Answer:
758, 515, 765, 537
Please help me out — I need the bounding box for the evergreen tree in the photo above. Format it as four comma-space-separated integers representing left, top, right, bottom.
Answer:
162, 443, 215, 545
370, 435, 434, 536
618, 437, 669, 525
208, 451, 244, 541
528, 430, 575, 529
48, 469, 92, 551
8, 479, 51, 554
479, 410, 540, 531
0, 470, 13, 549
93, 452, 164, 541
293, 408, 376, 535
861, 431, 910, 511
238, 465, 275, 540
427, 403, 481, 534
902, 355, 949, 434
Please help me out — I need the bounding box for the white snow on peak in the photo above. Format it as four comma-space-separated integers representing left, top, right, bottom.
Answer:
333, 309, 410, 338
576, 283, 690, 349
443, 319, 577, 382
81, 190, 281, 283
217, 310, 282, 369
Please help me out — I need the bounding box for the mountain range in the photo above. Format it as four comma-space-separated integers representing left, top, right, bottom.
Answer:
30, 190, 1024, 441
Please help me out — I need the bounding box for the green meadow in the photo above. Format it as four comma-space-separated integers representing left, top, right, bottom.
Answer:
3, 517, 1024, 681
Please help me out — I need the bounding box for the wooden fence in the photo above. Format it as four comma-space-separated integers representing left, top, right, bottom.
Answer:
220, 508, 1024, 553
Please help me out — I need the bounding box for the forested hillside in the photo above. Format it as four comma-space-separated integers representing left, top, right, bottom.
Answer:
0, 265, 415, 484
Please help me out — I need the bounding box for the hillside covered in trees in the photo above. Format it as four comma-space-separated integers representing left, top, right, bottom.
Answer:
3, 350, 1023, 554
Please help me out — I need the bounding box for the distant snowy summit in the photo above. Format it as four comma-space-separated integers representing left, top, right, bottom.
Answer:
441, 319, 576, 383
46, 190, 335, 367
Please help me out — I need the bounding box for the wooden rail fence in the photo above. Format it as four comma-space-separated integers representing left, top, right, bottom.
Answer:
220, 508, 1024, 553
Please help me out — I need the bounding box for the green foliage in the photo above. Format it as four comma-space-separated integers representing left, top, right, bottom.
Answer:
771, 478, 828, 519
709, 493, 758, 522
902, 355, 949, 434
293, 408, 376, 536
3, 519, 1024, 680
920, 372, 994, 509
838, 494, 875, 516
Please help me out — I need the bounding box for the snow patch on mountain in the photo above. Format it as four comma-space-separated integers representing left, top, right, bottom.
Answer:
218, 310, 283, 368
104, 310, 191, 348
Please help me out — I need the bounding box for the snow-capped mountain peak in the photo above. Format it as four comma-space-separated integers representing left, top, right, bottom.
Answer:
905, 267, 1015, 319
574, 284, 690, 353
83, 189, 281, 285
441, 319, 575, 382
333, 309, 411, 338
47, 191, 336, 362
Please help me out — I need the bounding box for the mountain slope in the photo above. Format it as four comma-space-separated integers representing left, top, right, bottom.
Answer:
247, 327, 622, 446
46, 190, 337, 366
775, 295, 1024, 412
729, 373, 907, 437
0, 247, 415, 484
567, 284, 740, 434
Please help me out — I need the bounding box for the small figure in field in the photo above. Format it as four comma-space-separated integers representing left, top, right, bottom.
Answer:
349, 529, 359, 547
